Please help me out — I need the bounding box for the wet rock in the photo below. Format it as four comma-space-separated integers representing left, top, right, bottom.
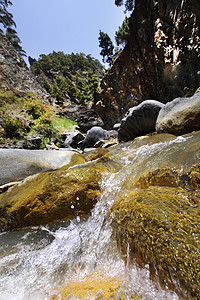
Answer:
118, 100, 164, 142
110, 164, 200, 299
0, 149, 85, 185
79, 126, 109, 150
156, 89, 200, 135
0, 162, 108, 231
51, 271, 138, 299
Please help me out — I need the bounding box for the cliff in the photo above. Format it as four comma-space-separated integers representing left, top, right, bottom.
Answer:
0, 30, 52, 103
93, 0, 200, 129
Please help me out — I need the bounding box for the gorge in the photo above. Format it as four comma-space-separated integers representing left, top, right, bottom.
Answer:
0, 0, 200, 299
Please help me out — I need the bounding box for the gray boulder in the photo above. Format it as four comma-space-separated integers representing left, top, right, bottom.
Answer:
79, 126, 109, 150
156, 89, 200, 135
118, 100, 164, 142
63, 132, 84, 149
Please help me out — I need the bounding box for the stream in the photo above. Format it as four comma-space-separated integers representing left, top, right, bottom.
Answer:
0, 131, 200, 299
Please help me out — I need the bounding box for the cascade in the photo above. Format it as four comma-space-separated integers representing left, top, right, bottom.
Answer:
0, 131, 199, 299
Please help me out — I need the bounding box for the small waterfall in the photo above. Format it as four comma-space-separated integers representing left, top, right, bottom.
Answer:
1, 132, 199, 299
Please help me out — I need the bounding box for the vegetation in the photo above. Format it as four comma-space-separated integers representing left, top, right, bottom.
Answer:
98, 15, 130, 66
0, 87, 77, 147
5, 27, 26, 56
31, 52, 104, 106
98, 30, 114, 66
0, 0, 26, 56
115, 0, 135, 11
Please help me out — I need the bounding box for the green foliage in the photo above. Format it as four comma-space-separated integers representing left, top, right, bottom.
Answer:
0, 0, 15, 28
98, 30, 114, 66
52, 117, 78, 133
31, 52, 104, 106
2, 116, 22, 137
115, 16, 130, 47
115, 0, 134, 11
31, 52, 104, 78
6, 27, 26, 56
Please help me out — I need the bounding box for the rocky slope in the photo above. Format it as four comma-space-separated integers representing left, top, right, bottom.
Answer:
93, 0, 200, 129
0, 30, 52, 103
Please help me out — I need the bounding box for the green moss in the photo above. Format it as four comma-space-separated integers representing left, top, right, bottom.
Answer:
110, 164, 200, 299
0, 160, 108, 231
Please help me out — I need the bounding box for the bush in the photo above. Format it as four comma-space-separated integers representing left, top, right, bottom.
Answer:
2, 116, 22, 137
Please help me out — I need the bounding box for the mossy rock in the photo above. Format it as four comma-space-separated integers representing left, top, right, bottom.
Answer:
51, 271, 141, 300
0, 162, 108, 231
110, 164, 200, 299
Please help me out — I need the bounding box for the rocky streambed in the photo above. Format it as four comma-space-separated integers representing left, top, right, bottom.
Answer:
0, 130, 200, 299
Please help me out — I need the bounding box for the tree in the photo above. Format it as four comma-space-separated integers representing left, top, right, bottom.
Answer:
0, 0, 15, 28
98, 30, 114, 66
115, 16, 130, 47
115, 0, 134, 11
6, 27, 26, 56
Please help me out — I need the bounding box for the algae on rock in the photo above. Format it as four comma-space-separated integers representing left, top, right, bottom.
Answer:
0, 160, 108, 231
110, 164, 200, 299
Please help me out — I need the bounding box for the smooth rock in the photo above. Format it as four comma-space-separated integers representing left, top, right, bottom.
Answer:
118, 100, 164, 142
0, 149, 85, 185
79, 126, 109, 150
156, 89, 200, 135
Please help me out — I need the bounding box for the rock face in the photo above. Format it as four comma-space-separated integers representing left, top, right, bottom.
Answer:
59, 104, 104, 133
93, 0, 200, 129
118, 100, 164, 142
156, 88, 200, 135
0, 30, 52, 102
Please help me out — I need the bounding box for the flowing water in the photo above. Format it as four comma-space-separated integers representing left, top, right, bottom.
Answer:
0, 132, 200, 299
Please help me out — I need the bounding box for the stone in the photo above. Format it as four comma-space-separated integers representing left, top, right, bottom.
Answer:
118, 100, 164, 142
0, 162, 108, 231
79, 126, 109, 150
110, 164, 200, 299
156, 89, 200, 135
63, 132, 84, 149
0, 149, 85, 185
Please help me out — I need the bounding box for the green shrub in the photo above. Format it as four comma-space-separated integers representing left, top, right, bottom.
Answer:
2, 116, 22, 137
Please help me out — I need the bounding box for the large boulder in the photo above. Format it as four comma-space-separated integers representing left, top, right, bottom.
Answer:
80, 126, 109, 150
110, 164, 200, 299
0, 149, 85, 185
0, 162, 108, 231
156, 89, 200, 135
118, 100, 164, 142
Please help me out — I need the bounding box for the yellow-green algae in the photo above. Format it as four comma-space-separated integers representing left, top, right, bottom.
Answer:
0, 154, 108, 231
110, 164, 200, 299
51, 270, 141, 300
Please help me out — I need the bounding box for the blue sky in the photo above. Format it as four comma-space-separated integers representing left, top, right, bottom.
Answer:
9, 0, 125, 65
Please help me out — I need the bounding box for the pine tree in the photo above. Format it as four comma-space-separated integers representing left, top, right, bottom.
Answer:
115, 16, 130, 47
0, 0, 15, 28
115, 0, 134, 11
98, 30, 114, 66
6, 27, 26, 56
